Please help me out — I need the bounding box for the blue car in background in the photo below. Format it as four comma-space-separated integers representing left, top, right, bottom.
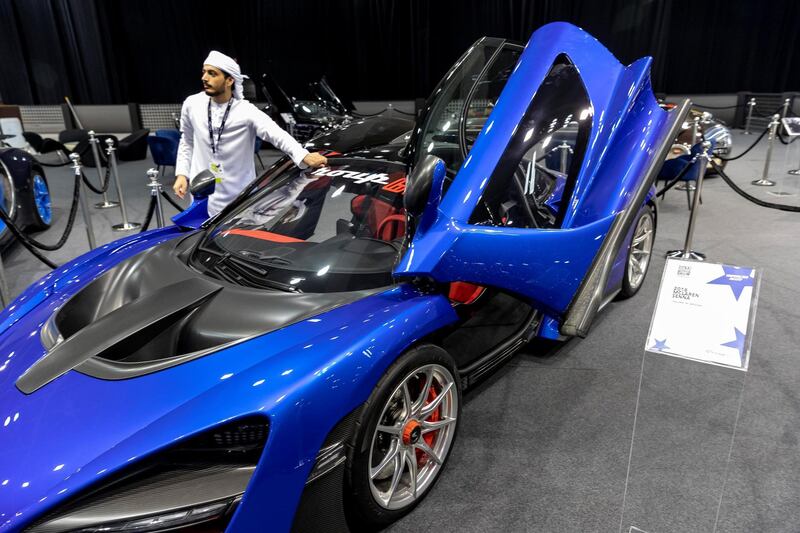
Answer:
0, 22, 687, 533
0, 148, 52, 248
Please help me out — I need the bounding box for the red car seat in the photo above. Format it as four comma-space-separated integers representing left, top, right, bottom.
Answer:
350, 196, 406, 241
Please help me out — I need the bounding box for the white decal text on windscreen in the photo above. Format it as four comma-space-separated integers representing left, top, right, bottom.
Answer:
311, 167, 390, 185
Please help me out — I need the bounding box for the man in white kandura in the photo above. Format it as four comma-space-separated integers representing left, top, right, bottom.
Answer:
173, 50, 327, 216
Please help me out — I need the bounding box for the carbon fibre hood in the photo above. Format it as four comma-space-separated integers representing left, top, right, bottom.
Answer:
15, 233, 376, 393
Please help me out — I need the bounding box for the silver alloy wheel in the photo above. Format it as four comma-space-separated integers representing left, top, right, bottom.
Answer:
0, 160, 16, 219
627, 211, 653, 290
368, 363, 458, 510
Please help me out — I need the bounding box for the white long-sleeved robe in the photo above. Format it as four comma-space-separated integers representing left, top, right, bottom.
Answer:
176, 92, 309, 216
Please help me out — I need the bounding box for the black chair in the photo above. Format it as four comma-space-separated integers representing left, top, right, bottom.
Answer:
21, 130, 75, 157
22, 132, 44, 153
58, 129, 90, 144
118, 129, 150, 161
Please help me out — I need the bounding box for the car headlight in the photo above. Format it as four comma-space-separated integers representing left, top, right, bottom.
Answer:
27, 418, 268, 533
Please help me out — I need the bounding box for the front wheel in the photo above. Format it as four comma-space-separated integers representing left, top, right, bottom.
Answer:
28, 169, 52, 231
619, 205, 655, 299
346, 345, 461, 529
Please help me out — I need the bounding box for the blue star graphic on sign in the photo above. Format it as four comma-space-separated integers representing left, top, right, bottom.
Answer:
650, 338, 669, 351
721, 327, 747, 366
708, 266, 754, 301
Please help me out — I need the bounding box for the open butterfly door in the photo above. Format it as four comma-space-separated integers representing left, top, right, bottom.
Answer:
395, 22, 689, 337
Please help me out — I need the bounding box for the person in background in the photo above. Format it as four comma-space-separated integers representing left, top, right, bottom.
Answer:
173, 50, 327, 216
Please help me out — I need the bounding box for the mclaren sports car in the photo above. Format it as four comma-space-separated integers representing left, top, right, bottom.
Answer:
0, 23, 688, 533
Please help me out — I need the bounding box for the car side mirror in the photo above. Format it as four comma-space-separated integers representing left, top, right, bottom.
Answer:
404, 154, 446, 218
190, 169, 216, 199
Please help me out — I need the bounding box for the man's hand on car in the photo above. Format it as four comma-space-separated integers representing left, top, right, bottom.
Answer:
173, 175, 189, 199
303, 152, 328, 168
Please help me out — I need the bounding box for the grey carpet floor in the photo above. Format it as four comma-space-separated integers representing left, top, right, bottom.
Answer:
3, 133, 800, 532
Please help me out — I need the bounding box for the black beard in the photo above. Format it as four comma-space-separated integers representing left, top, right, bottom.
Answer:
204, 85, 222, 96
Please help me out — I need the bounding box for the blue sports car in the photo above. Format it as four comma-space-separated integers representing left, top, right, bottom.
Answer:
0, 23, 687, 533
0, 148, 52, 248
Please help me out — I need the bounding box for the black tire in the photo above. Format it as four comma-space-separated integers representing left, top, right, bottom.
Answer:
345, 344, 461, 530
0, 160, 16, 248
26, 167, 52, 231
0, 158, 16, 211
618, 205, 655, 299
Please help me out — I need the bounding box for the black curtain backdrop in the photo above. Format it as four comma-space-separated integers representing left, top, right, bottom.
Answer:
1, 0, 798, 105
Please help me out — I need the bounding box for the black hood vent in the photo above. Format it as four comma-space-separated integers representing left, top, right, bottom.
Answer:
17, 233, 379, 394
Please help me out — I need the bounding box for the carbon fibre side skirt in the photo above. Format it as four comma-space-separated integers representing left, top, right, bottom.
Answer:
560, 98, 691, 338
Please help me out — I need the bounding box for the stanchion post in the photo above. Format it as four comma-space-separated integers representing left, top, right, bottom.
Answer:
691, 115, 700, 145
677, 121, 700, 192
0, 253, 9, 308
743, 98, 756, 135
786, 100, 800, 176
781, 98, 791, 120
106, 138, 141, 231
71, 153, 97, 250
667, 141, 711, 261
88, 131, 119, 209
558, 141, 572, 173
147, 168, 166, 228
788, 140, 800, 176
751, 114, 779, 187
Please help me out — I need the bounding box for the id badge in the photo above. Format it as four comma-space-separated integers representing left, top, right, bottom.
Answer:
210, 161, 225, 183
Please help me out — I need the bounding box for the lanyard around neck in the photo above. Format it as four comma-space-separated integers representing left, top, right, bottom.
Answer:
207, 97, 234, 156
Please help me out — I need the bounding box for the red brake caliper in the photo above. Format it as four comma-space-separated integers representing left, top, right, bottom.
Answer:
415, 385, 440, 467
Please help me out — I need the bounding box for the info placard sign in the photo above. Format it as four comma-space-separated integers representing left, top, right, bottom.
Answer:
645, 258, 760, 370
782, 117, 800, 137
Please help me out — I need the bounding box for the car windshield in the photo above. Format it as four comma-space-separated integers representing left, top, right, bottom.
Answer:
194, 159, 408, 293
411, 39, 521, 173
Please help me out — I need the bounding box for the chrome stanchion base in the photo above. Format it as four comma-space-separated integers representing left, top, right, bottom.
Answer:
94, 200, 120, 209
666, 249, 706, 261
112, 222, 142, 232
788, 169, 800, 175
742, 130, 752, 135
675, 182, 696, 191
751, 178, 776, 186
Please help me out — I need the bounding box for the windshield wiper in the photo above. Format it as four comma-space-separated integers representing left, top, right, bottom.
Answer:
238, 249, 293, 265
197, 246, 300, 293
